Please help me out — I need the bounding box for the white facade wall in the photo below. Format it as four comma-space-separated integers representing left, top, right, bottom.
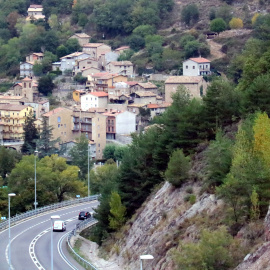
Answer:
81, 94, 108, 110
116, 111, 136, 134
183, 59, 211, 76
60, 53, 90, 72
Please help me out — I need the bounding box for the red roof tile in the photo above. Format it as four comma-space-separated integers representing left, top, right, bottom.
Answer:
89, 92, 108, 97
188, 57, 211, 63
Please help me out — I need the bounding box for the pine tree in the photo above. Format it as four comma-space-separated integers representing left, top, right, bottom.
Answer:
109, 191, 126, 230
35, 117, 61, 158
21, 110, 39, 154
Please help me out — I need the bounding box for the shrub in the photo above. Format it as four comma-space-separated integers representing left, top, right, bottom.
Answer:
189, 194, 196, 204
210, 18, 227, 34
165, 149, 190, 187
181, 4, 199, 26
229, 18, 244, 29
186, 187, 193, 194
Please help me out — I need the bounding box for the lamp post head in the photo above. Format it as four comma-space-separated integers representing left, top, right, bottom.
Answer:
140, 255, 154, 260
8, 193, 16, 197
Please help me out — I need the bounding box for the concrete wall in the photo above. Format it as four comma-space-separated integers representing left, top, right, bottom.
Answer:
116, 111, 136, 134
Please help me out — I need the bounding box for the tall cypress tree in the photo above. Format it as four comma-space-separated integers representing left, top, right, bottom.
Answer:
35, 116, 61, 158
21, 110, 39, 154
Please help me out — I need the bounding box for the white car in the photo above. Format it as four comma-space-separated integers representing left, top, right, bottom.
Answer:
53, 220, 66, 232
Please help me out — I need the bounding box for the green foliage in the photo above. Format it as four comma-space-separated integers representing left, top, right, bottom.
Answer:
205, 131, 233, 188
165, 149, 190, 187
181, 4, 199, 26
21, 110, 39, 155
8, 154, 85, 213
128, 34, 145, 51
69, 134, 91, 178
250, 187, 260, 220
0, 147, 21, 182
73, 73, 87, 84
118, 49, 135, 61
210, 18, 227, 34
132, 24, 156, 37
103, 144, 127, 162
109, 191, 126, 230
216, 5, 233, 24
35, 117, 61, 158
202, 78, 242, 137
38, 75, 55, 96
174, 227, 237, 270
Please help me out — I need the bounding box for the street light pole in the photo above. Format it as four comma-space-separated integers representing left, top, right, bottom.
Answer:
8, 193, 16, 270
88, 143, 90, 197
50, 215, 60, 270
34, 149, 38, 211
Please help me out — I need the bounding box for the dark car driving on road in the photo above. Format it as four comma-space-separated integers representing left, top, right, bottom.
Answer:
78, 211, 91, 220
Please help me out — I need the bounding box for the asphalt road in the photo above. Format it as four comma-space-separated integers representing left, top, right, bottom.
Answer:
0, 200, 98, 270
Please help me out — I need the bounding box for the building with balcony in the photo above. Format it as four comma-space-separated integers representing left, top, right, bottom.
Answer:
102, 110, 136, 140
183, 57, 211, 76
71, 108, 107, 159
81, 92, 108, 111
0, 104, 33, 141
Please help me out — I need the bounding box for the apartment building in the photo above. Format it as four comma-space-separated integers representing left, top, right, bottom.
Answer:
0, 104, 33, 141
81, 92, 108, 110
71, 108, 107, 159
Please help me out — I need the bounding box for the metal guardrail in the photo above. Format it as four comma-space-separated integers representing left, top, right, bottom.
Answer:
67, 218, 98, 270
0, 195, 99, 231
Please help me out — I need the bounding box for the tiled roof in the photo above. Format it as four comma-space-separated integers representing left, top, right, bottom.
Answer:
89, 92, 108, 97
43, 107, 66, 117
0, 96, 25, 100
60, 52, 90, 59
102, 110, 123, 116
115, 46, 130, 51
131, 91, 156, 97
126, 81, 139, 86
188, 57, 211, 63
165, 76, 203, 84
77, 57, 97, 63
138, 82, 157, 89
33, 53, 44, 56
127, 103, 147, 108
22, 77, 32, 81
83, 43, 108, 48
147, 103, 171, 109
0, 104, 29, 111
108, 61, 133, 66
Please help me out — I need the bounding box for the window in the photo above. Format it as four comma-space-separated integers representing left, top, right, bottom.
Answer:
58, 124, 60, 128
57, 116, 61, 123
98, 143, 100, 147
86, 97, 88, 101
193, 66, 195, 69
112, 127, 114, 132
64, 124, 66, 128
98, 134, 100, 137
186, 66, 188, 69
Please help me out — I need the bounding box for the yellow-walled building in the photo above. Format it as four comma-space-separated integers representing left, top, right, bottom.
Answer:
0, 104, 33, 141
73, 89, 86, 103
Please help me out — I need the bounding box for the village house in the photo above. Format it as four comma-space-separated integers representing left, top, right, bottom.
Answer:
165, 76, 208, 103
102, 110, 136, 140
81, 92, 108, 111
89, 72, 128, 92
73, 90, 86, 103
129, 91, 157, 105
60, 52, 91, 72
27, 5, 45, 20
127, 103, 148, 131
107, 82, 130, 103
71, 108, 107, 160
106, 61, 133, 77
73, 58, 99, 76
69, 33, 91, 47
183, 57, 211, 76
82, 43, 111, 60
0, 96, 28, 105
42, 107, 73, 144
25, 99, 49, 119
26, 52, 44, 63
20, 62, 34, 78
129, 82, 158, 95
0, 104, 34, 141
147, 103, 171, 119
